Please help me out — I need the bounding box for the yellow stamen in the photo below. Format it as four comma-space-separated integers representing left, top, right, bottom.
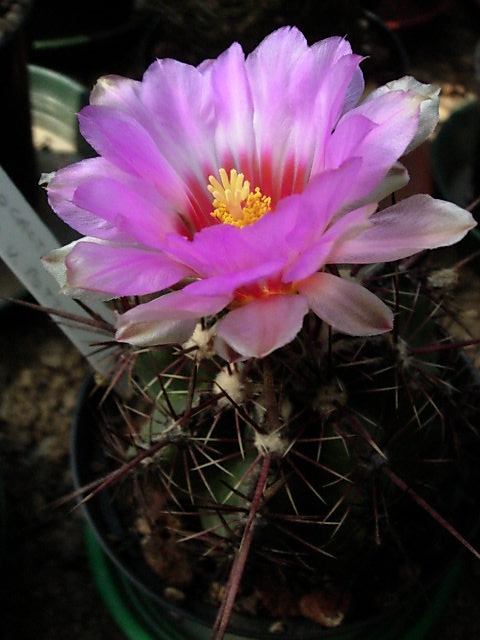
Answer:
208, 168, 271, 228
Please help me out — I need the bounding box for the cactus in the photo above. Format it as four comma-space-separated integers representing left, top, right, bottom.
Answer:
80, 256, 480, 637
40, 24, 480, 640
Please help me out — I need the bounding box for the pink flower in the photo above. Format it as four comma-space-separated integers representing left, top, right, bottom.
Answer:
43, 28, 475, 358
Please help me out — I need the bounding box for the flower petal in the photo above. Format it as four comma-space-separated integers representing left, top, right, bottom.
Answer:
361, 162, 410, 205
78, 105, 184, 195
299, 272, 393, 335
284, 158, 364, 250
365, 76, 440, 154
188, 261, 285, 296
206, 42, 256, 177
216, 295, 309, 358
324, 90, 420, 195
246, 27, 309, 197
141, 58, 216, 182
330, 195, 477, 263
283, 204, 375, 283
165, 204, 298, 277
89, 74, 142, 112
42, 239, 116, 301
246, 29, 364, 200
65, 242, 193, 296
116, 287, 231, 346
47, 158, 132, 242
72, 177, 181, 248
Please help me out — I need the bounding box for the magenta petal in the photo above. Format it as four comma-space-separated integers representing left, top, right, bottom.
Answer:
217, 295, 309, 358
284, 205, 374, 283
78, 105, 183, 193
65, 242, 193, 296
47, 158, 132, 242
116, 287, 231, 346
324, 115, 377, 169
188, 261, 285, 296
330, 195, 477, 264
285, 159, 364, 251
165, 211, 295, 278
73, 177, 179, 248
42, 239, 113, 301
299, 272, 393, 336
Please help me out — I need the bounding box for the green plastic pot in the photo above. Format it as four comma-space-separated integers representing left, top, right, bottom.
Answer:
73, 377, 466, 640
29, 64, 91, 171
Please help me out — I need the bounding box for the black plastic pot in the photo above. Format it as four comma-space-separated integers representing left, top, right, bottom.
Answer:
71, 376, 468, 640
431, 98, 480, 256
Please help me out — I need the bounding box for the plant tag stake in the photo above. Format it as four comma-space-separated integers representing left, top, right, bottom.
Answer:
0, 165, 119, 380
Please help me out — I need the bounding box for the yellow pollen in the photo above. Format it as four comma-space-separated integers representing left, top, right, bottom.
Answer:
208, 168, 272, 228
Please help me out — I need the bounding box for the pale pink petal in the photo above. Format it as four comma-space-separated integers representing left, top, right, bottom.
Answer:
141, 59, 216, 180
216, 295, 309, 358
360, 162, 410, 205
42, 239, 114, 301
65, 242, 194, 296
246, 29, 363, 200
281, 42, 363, 196
206, 42, 256, 178
116, 287, 231, 346
365, 77, 440, 154
330, 195, 477, 264
322, 115, 377, 169
89, 70, 213, 229
309, 36, 365, 114
323, 91, 420, 194
89, 74, 142, 112
245, 27, 309, 197
307, 49, 364, 170
299, 272, 393, 335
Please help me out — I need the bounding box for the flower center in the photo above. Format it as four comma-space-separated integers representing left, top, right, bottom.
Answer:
208, 168, 272, 228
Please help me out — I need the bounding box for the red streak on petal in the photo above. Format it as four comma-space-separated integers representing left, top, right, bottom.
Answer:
184, 173, 215, 232
280, 157, 296, 199
280, 156, 309, 199
259, 152, 273, 203
293, 163, 308, 195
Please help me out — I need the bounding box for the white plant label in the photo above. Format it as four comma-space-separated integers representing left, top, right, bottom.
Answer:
0, 165, 118, 379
